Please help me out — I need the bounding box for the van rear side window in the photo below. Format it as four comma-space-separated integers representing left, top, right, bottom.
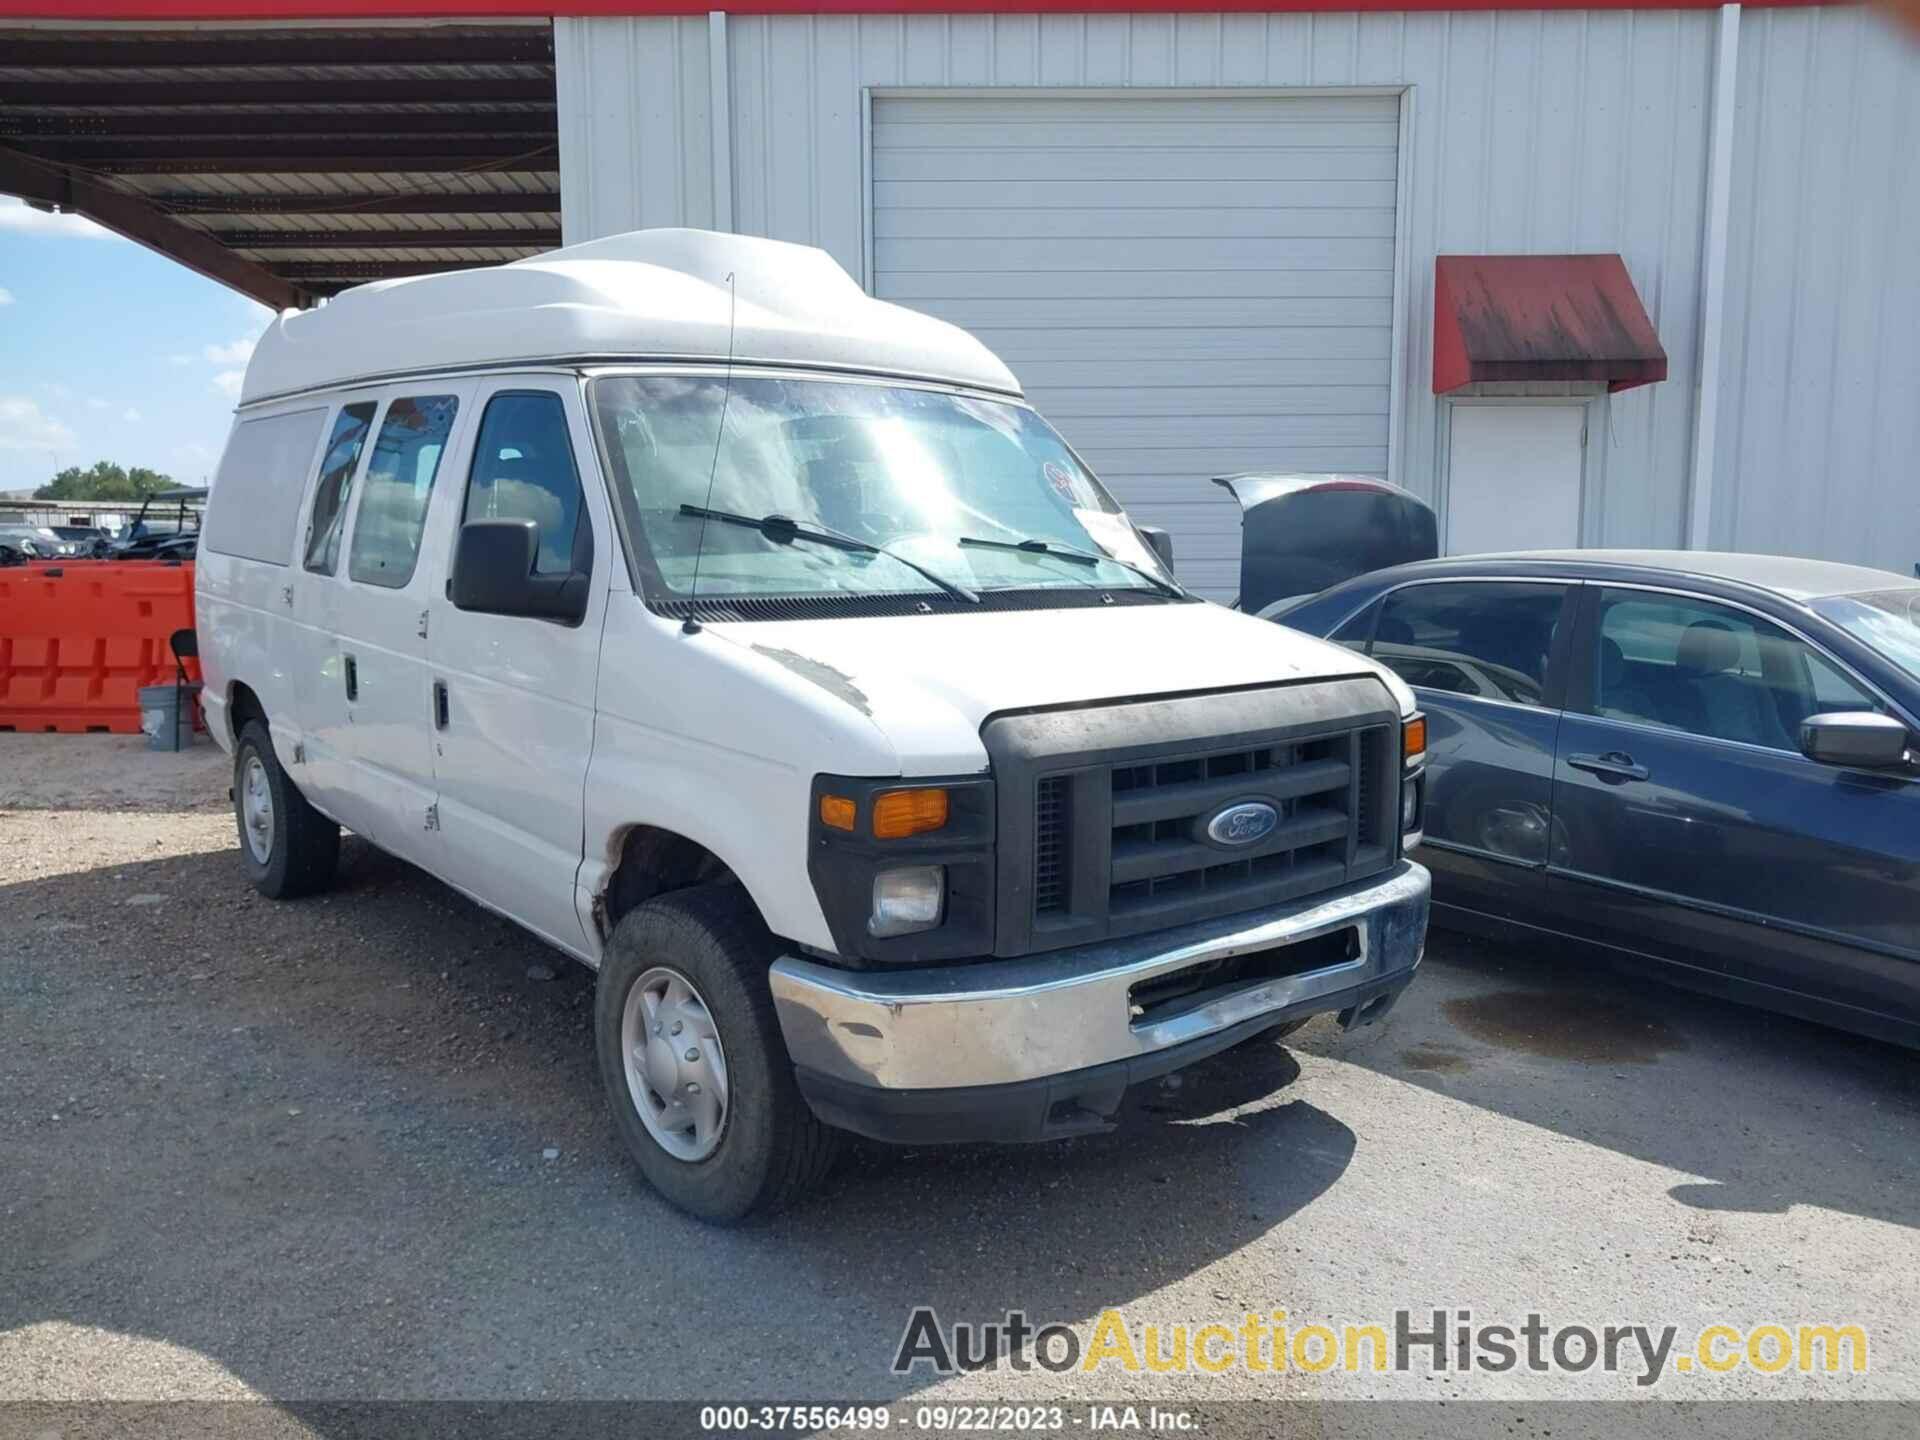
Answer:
348, 395, 459, 589
305, 402, 376, 574
202, 407, 328, 567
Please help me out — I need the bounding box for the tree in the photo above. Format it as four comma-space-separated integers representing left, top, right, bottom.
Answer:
35, 461, 175, 502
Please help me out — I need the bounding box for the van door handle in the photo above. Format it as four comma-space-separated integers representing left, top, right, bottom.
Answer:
433, 680, 449, 730
1566, 751, 1649, 783
343, 654, 357, 702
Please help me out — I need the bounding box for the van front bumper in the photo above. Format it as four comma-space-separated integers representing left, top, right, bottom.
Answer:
768, 859, 1428, 1144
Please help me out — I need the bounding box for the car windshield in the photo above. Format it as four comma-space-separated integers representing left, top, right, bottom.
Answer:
589, 374, 1177, 603
1813, 588, 1920, 687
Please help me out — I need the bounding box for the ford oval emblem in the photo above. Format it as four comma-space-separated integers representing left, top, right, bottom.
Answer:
1207, 801, 1279, 847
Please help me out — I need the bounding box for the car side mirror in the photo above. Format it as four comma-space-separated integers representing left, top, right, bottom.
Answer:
449, 518, 588, 625
1136, 524, 1175, 572
1799, 711, 1910, 769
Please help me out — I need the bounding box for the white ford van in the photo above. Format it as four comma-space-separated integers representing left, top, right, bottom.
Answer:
197, 229, 1430, 1221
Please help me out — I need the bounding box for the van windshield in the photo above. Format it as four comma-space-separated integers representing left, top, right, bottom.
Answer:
589, 374, 1178, 604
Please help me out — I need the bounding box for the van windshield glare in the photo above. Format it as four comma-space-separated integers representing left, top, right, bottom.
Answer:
588, 374, 1176, 603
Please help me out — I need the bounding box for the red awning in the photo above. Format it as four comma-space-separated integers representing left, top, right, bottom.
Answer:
1433, 254, 1667, 394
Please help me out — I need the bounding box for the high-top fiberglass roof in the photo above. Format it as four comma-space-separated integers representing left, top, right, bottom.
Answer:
241, 229, 1023, 405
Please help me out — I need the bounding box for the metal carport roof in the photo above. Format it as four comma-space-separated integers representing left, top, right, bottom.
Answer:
0, 20, 560, 309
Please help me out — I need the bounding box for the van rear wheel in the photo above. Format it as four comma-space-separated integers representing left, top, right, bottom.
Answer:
233, 719, 339, 899
596, 883, 840, 1223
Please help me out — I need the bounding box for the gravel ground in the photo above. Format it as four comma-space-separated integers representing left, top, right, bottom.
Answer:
2, 734, 1916, 1434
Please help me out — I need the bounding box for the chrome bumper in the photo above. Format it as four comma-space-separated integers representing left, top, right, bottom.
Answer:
769, 859, 1429, 1093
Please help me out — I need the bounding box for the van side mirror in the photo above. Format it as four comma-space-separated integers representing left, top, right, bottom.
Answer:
1799, 711, 1910, 769
1136, 525, 1175, 572
449, 518, 588, 625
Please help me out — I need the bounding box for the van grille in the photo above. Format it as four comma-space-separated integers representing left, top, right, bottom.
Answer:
983, 679, 1403, 957
1034, 776, 1070, 916
1106, 734, 1361, 919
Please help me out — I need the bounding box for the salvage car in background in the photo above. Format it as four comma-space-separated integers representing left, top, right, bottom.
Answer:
1278, 552, 1920, 1047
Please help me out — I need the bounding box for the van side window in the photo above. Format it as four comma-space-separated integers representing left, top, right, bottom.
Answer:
202, 407, 329, 567
304, 402, 377, 574
463, 391, 586, 575
347, 395, 458, 589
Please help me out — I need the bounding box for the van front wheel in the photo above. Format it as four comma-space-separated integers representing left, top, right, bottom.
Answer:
596, 884, 840, 1222
233, 719, 339, 899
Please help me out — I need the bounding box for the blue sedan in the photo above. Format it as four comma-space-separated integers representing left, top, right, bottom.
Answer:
1278, 551, 1920, 1047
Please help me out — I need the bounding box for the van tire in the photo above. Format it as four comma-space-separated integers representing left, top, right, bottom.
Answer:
596, 883, 840, 1223
233, 719, 340, 899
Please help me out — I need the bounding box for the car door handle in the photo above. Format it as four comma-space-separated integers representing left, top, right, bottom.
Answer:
432, 680, 449, 730
343, 654, 357, 702
1566, 751, 1649, 783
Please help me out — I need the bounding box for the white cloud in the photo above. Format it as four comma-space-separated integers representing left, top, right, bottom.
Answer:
211, 370, 246, 399
0, 198, 123, 241
122, 408, 142, 423
204, 338, 257, 367
0, 395, 76, 453
0, 287, 13, 307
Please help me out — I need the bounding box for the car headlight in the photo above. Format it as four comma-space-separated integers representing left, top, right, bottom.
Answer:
870, 865, 946, 937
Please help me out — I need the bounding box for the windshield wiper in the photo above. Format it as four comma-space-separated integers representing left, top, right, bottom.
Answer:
679, 505, 979, 604
958, 534, 1187, 600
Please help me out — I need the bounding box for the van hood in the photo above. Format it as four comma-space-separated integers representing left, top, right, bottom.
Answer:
705, 599, 1413, 774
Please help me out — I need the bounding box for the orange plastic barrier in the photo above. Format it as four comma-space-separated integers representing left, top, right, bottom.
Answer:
0, 561, 202, 734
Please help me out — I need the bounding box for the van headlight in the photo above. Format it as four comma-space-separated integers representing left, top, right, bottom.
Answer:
870, 865, 946, 937
809, 774, 995, 962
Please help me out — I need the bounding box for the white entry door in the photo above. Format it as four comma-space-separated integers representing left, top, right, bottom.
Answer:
1445, 404, 1585, 556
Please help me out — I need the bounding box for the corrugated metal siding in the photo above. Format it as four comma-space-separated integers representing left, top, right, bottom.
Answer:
1713, 6, 1920, 576
557, 11, 1723, 567
555, 16, 713, 243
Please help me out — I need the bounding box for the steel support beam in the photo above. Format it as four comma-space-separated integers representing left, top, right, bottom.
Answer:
217, 227, 559, 250
4, 112, 558, 140
0, 146, 306, 309
3, 79, 556, 108
142, 191, 561, 216
5, 34, 553, 69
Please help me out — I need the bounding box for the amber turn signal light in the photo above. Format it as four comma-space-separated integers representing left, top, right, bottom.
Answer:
819, 794, 857, 832
872, 787, 949, 839
1404, 714, 1428, 761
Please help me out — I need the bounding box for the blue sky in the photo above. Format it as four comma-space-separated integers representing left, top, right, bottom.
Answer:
0, 196, 272, 496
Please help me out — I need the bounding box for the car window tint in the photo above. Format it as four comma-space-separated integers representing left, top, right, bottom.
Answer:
305, 402, 376, 574
1370, 582, 1565, 706
347, 395, 458, 589
463, 391, 585, 575
1592, 590, 1878, 751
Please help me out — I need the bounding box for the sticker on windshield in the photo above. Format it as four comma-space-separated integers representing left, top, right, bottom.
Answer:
1044, 461, 1080, 504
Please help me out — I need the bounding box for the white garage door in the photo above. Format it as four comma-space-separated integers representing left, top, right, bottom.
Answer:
871, 92, 1400, 599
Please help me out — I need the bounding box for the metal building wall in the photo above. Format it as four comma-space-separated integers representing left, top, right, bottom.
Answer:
1711, 6, 1920, 575
555, 16, 717, 240
555, 11, 1727, 554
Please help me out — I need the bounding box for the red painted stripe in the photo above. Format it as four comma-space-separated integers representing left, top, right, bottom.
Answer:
0, 0, 1850, 18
